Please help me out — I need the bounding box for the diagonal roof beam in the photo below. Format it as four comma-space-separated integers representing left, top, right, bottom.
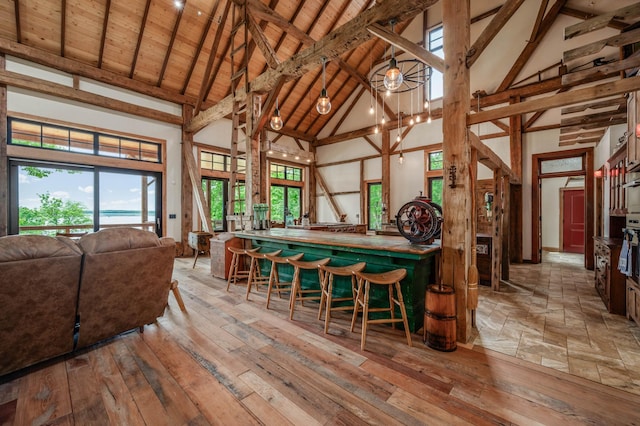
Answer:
560, 6, 628, 31
14, 0, 22, 43
367, 23, 444, 72
466, 0, 526, 68
130, 0, 151, 79
496, 0, 567, 92
97, 0, 111, 68
157, 1, 186, 86
187, 0, 438, 133
61, 0, 66, 57
247, 9, 280, 69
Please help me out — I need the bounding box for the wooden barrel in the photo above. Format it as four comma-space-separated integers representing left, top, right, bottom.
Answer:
424, 284, 457, 352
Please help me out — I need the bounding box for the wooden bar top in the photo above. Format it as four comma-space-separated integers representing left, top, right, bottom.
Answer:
233, 228, 441, 257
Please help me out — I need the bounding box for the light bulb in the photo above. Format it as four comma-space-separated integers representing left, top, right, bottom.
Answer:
316, 89, 331, 115
369, 105, 374, 115
374, 126, 379, 134
396, 134, 401, 142
416, 115, 421, 123
270, 108, 283, 130
410, 118, 414, 126
295, 155, 300, 160
282, 153, 287, 157
427, 115, 432, 124
383, 58, 403, 90
386, 90, 391, 97
381, 116, 386, 125
398, 152, 404, 164
424, 100, 429, 109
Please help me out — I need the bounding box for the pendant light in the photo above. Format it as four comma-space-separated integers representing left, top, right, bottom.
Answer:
316, 57, 331, 115
383, 21, 403, 91
270, 98, 283, 130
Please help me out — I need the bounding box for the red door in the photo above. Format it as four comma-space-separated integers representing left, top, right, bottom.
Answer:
562, 189, 584, 254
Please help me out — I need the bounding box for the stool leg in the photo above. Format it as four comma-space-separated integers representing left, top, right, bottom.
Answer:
289, 267, 300, 320
226, 253, 238, 291
350, 276, 364, 332
318, 269, 328, 321
323, 274, 335, 334
246, 257, 257, 300
395, 281, 412, 347
361, 280, 371, 351
388, 284, 395, 329
192, 250, 199, 269
266, 261, 277, 309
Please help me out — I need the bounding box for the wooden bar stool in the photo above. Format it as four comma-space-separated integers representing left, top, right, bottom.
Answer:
287, 257, 330, 320
318, 262, 366, 333
350, 268, 411, 350
245, 249, 282, 300
263, 252, 304, 309
226, 247, 258, 291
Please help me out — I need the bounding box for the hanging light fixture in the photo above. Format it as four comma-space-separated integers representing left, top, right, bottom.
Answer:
270, 98, 283, 130
383, 21, 403, 91
316, 57, 331, 115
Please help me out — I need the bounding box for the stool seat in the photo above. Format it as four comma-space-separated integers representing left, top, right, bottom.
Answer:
318, 261, 366, 334
287, 257, 330, 320
245, 249, 282, 300
226, 247, 259, 291
263, 253, 304, 309
351, 268, 412, 351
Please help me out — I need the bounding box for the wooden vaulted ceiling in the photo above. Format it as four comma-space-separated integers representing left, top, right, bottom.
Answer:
1, 0, 640, 145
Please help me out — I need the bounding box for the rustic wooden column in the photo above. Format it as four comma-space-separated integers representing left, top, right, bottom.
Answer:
491, 170, 504, 291
0, 54, 7, 236
442, 0, 472, 342
501, 174, 510, 280
259, 128, 268, 204
509, 95, 523, 263
308, 145, 317, 223
381, 130, 391, 223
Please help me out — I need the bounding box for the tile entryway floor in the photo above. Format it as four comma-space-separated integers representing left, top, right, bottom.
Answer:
470, 251, 640, 395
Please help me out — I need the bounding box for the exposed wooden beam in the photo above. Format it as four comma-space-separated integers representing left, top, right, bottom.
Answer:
530, 0, 549, 40
367, 23, 444, 72
497, 0, 567, 92
560, 6, 628, 31
61, 0, 67, 57
315, 169, 343, 222
0, 69, 182, 125
559, 129, 606, 141
337, 58, 397, 120
470, 132, 517, 183
560, 111, 626, 127
561, 96, 626, 114
559, 117, 626, 133
466, 0, 526, 68
97, 0, 111, 68
559, 136, 602, 146
157, 1, 185, 87
564, 28, 640, 62
247, 9, 280, 69
363, 135, 382, 154
563, 52, 640, 85
468, 76, 640, 125
246, 0, 312, 45
565, 2, 640, 40
130, 0, 151, 80
187, 0, 438, 132
0, 25, 197, 106
329, 86, 365, 137
13, 0, 21, 44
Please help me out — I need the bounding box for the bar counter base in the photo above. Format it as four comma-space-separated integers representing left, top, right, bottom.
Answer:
233, 229, 441, 333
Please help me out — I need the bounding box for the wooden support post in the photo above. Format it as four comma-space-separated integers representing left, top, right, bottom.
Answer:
0, 54, 7, 236
442, 0, 472, 343
509, 95, 523, 263
259, 128, 268, 204
501, 175, 510, 280
381, 130, 390, 224
491, 170, 503, 291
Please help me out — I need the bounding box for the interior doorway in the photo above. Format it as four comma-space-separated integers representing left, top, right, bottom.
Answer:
561, 187, 585, 254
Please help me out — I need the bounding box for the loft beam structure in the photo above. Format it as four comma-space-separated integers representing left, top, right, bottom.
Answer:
187, 0, 439, 133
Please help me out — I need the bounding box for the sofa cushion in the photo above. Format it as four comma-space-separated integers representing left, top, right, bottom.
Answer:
0, 235, 82, 376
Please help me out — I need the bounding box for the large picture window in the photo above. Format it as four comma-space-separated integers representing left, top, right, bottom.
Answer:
427, 26, 444, 100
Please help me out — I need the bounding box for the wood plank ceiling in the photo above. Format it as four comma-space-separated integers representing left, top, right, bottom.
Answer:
0, 0, 640, 146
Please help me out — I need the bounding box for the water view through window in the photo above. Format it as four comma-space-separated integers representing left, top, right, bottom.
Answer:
14, 164, 160, 235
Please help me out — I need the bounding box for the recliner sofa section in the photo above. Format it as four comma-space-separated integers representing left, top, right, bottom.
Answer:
0, 228, 176, 377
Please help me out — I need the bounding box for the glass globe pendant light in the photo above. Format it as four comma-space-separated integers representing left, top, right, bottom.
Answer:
383, 21, 403, 91
316, 57, 331, 115
270, 98, 283, 130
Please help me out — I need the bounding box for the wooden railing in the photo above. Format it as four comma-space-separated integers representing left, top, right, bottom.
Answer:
19, 223, 155, 236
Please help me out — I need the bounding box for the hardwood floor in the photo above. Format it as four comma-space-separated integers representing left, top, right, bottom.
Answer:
2, 256, 640, 425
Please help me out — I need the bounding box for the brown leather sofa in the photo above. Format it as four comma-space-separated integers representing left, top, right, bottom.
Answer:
0, 228, 175, 377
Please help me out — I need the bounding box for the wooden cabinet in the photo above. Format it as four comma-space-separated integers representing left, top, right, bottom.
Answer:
476, 234, 492, 286
594, 238, 627, 315
628, 91, 640, 171
210, 233, 243, 279
628, 278, 640, 327
609, 145, 627, 216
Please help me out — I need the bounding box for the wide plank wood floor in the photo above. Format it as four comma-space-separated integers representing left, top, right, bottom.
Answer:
2, 256, 640, 425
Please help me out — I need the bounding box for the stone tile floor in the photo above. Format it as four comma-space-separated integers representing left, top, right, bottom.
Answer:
470, 251, 640, 395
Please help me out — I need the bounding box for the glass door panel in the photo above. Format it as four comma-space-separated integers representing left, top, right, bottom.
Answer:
98, 170, 160, 234
13, 163, 94, 235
